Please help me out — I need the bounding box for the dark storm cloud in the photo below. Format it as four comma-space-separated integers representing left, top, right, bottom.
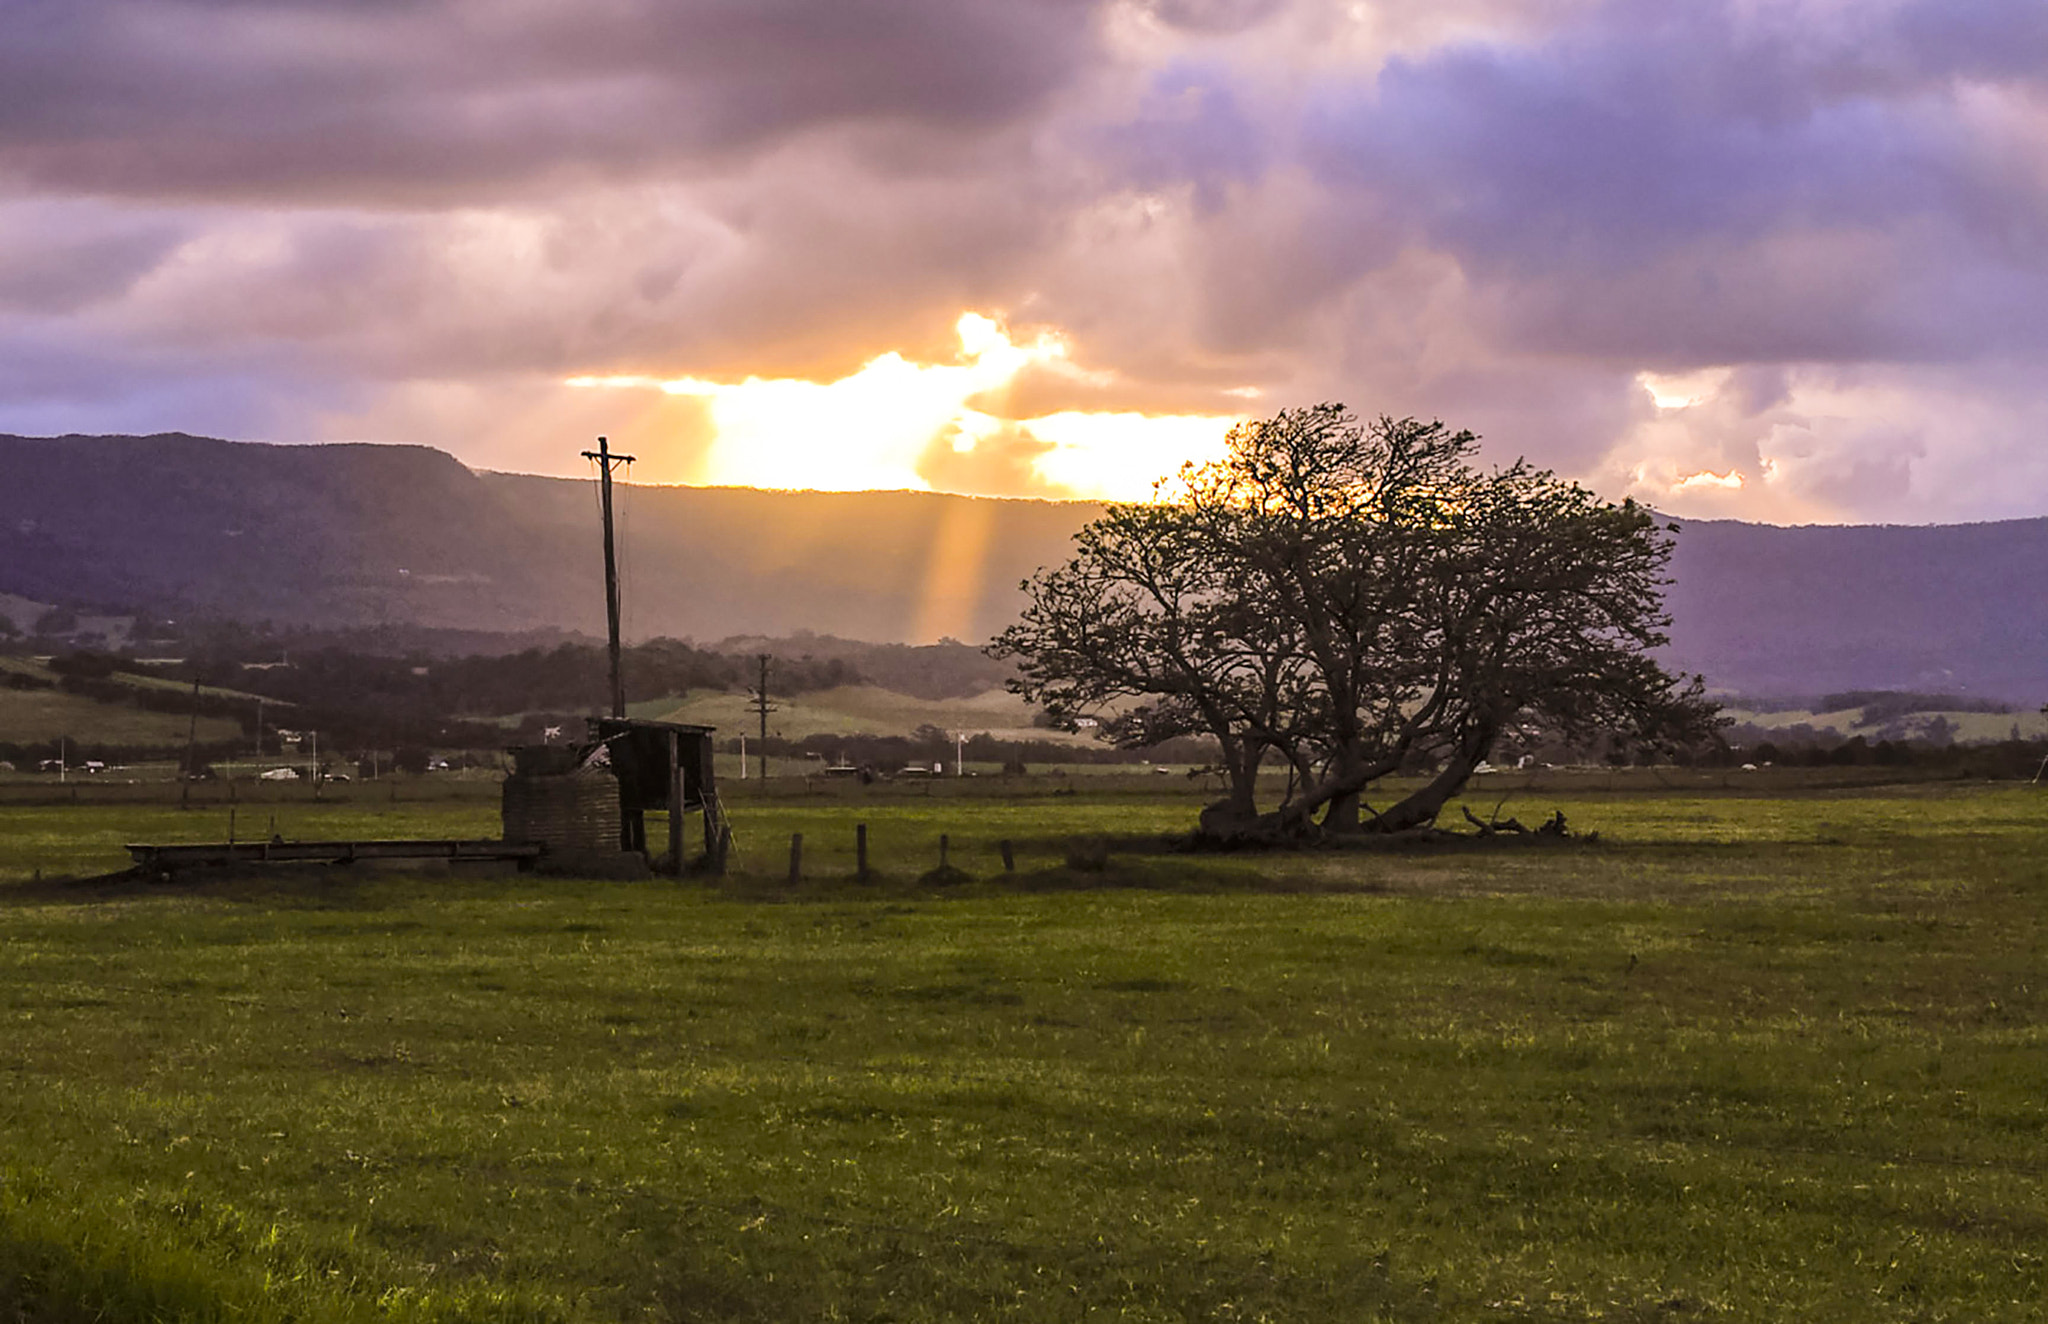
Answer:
0, 0, 1103, 202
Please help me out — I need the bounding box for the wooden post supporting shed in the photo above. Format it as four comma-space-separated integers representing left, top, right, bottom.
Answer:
586, 716, 725, 875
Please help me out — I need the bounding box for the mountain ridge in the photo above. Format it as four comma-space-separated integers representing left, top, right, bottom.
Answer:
4, 432, 2045, 701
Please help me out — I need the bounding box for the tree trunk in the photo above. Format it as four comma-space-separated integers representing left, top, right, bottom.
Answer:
1279, 744, 1398, 835
1366, 721, 1499, 834
1197, 740, 1268, 842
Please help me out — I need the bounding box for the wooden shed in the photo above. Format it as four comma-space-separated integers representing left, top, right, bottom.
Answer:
502, 716, 725, 874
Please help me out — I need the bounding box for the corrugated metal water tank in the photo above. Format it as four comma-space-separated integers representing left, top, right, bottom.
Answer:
501, 744, 621, 855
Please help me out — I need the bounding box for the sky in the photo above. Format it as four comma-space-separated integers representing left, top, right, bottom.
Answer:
4, 0, 2046, 522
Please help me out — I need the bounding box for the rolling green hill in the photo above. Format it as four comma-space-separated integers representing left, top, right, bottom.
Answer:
0, 657, 251, 749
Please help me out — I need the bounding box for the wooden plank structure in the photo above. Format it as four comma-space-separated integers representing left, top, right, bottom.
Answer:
586, 716, 724, 871
129, 839, 541, 872
501, 716, 726, 875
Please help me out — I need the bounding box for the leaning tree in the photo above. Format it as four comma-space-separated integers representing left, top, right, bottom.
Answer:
990, 404, 1722, 840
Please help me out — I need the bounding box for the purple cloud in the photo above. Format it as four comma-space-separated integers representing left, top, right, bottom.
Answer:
1293, 0, 2048, 361
0, 0, 1105, 202
2, 0, 2046, 523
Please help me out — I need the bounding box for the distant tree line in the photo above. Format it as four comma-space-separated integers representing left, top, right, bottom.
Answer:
731, 726, 1219, 772
1815, 691, 2018, 722
10, 640, 868, 752
1727, 735, 2048, 778
172, 639, 861, 720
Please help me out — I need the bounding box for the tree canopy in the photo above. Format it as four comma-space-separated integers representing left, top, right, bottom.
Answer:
990, 405, 1723, 839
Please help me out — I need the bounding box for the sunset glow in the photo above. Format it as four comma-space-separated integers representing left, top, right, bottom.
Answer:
1637, 368, 1733, 411
569, 314, 1245, 501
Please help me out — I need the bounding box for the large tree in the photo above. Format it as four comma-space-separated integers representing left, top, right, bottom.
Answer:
991, 405, 1721, 840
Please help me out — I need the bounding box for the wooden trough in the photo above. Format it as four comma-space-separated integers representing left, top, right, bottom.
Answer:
128, 839, 542, 874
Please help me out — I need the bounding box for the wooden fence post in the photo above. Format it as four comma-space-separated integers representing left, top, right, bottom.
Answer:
788, 832, 803, 884
664, 730, 684, 876
856, 823, 868, 881
999, 839, 1015, 873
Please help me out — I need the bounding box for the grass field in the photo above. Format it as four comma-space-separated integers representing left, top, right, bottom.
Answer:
2, 781, 2045, 1321
0, 687, 245, 748
0, 655, 255, 748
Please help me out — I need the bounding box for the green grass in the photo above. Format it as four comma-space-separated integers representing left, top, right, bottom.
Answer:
1, 783, 2045, 1320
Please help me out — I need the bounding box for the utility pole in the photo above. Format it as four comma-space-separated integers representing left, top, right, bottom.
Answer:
581, 436, 636, 719
182, 673, 201, 780
751, 654, 775, 781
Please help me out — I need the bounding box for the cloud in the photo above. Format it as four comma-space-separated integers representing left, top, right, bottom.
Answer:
3, 0, 2048, 523
1600, 360, 2048, 524
1296, 0, 2048, 363
0, 0, 1105, 203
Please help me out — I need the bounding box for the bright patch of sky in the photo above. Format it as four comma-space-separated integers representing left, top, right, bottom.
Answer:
569, 314, 1244, 500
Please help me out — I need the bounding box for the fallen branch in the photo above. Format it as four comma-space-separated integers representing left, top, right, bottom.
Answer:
1462, 805, 1528, 835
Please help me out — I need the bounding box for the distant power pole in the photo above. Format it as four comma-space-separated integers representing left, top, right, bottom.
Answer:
751, 654, 775, 781
182, 673, 201, 779
581, 436, 636, 719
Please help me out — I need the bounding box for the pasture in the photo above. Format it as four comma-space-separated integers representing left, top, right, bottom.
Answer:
1, 778, 2044, 1321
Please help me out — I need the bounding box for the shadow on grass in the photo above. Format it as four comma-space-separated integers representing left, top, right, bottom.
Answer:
0, 861, 516, 910
708, 852, 1385, 900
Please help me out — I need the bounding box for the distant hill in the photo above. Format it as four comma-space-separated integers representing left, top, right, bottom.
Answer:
0, 432, 1093, 644
1659, 517, 2048, 701
3, 432, 2046, 701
